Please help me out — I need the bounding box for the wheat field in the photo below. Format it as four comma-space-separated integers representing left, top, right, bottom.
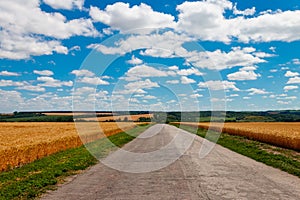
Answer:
0, 122, 139, 171
178, 122, 300, 150
81, 114, 153, 122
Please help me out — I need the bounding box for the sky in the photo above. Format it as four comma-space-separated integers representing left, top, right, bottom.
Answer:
1, 0, 300, 112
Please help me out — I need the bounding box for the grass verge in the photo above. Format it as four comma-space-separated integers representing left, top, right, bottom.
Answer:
0, 124, 151, 199
172, 124, 300, 178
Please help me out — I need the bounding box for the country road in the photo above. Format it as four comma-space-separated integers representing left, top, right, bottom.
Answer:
42, 124, 300, 200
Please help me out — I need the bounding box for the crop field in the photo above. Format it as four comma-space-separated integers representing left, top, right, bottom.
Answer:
42, 112, 113, 116
177, 122, 300, 150
0, 122, 139, 171
82, 114, 153, 122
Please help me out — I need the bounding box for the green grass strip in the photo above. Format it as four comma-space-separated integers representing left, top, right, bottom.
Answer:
0, 124, 150, 200
173, 124, 300, 178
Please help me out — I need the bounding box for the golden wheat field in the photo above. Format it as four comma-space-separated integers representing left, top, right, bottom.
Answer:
0, 122, 139, 171
178, 122, 300, 150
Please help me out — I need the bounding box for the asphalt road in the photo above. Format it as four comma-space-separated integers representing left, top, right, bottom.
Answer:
42, 124, 300, 200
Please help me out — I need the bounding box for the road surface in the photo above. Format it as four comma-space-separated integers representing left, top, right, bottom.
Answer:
42, 124, 300, 200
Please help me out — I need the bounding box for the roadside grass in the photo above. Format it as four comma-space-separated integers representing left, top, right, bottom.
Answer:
173, 124, 300, 178
0, 124, 150, 199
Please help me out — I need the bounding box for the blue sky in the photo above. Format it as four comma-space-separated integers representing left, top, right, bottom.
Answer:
1, 0, 300, 112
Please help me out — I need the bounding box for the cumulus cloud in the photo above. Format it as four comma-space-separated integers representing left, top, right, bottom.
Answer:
88, 31, 267, 71
185, 47, 266, 70
176, 0, 234, 43
176, 67, 203, 76
0, 80, 26, 87
37, 76, 73, 87
89, 3, 175, 33
233, 4, 256, 16
247, 88, 269, 95
190, 93, 203, 98
17, 85, 45, 92
127, 55, 143, 65
287, 77, 300, 84
0, 71, 20, 76
285, 71, 299, 77
124, 79, 159, 90
87, 31, 192, 57
33, 70, 54, 76
0, 0, 98, 59
123, 64, 169, 81
77, 77, 109, 85
292, 59, 300, 65
0, 89, 23, 112
43, 0, 84, 10
198, 80, 239, 91
181, 76, 196, 84
71, 69, 95, 77
227, 66, 260, 80
175, 0, 300, 43
166, 80, 179, 84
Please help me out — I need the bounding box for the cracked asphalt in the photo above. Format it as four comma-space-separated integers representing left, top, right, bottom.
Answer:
41, 124, 300, 200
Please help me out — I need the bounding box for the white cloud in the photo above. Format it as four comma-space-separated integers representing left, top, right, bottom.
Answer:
124, 64, 169, 81
292, 59, 300, 65
143, 95, 156, 99
176, 1, 300, 43
0, 71, 20, 76
190, 93, 203, 98
17, 85, 45, 92
227, 66, 260, 80
233, 4, 256, 16
0, 0, 98, 59
0, 89, 23, 112
89, 3, 175, 33
270, 69, 277, 73
127, 55, 143, 65
287, 77, 300, 84
247, 88, 269, 95
277, 96, 297, 100
43, 0, 84, 10
124, 79, 159, 90
277, 100, 290, 105
253, 52, 276, 58
71, 69, 95, 77
0, 33, 68, 59
176, 0, 234, 43
284, 85, 298, 91
37, 76, 73, 87
187, 47, 266, 70
181, 76, 196, 84
285, 71, 299, 77
168, 66, 179, 71
166, 80, 179, 84
89, 31, 266, 70
198, 80, 239, 91
269, 46, 276, 52
0, 80, 26, 87
114, 88, 147, 95
77, 77, 109, 85
243, 96, 251, 100
88, 31, 192, 57
33, 70, 54, 76
73, 86, 95, 95
177, 67, 203, 76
